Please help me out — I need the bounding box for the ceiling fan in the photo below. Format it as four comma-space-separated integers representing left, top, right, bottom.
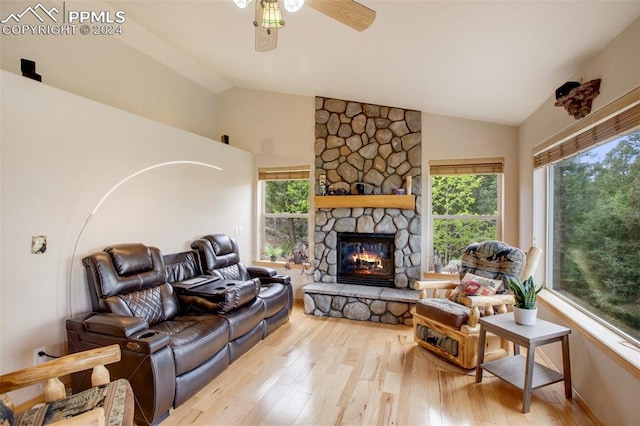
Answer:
233, 0, 376, 52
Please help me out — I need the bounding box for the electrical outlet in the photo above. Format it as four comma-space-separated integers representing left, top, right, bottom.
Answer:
33, 347, 46, 365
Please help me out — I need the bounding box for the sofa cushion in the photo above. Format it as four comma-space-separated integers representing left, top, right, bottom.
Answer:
151, 314, 229, 376
163, 251, 202, 283
415, 298, 470, 330
105, 244, 153, 276
220, 298, 265, 340
108, 283, 179, 325
206, 234, 242, 269
211, 234, 234, 256
258, 283, 289, 317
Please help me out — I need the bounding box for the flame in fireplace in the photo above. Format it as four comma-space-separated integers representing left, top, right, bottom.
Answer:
351, 249, 383, 269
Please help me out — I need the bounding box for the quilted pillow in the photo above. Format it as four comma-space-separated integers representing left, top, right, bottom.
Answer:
448, 272, 502, 304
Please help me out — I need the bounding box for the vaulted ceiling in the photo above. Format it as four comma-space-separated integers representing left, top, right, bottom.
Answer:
108, 0, 640, 125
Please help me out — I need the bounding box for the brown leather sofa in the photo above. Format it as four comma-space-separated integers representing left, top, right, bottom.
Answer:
66, 241, 292, 426
191, 234, 293, 337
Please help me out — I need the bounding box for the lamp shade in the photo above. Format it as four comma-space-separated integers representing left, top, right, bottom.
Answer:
283, 0, 304, 13
261, 0, 284, 28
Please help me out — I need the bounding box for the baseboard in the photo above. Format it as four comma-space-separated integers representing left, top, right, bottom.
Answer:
535, 348, 603, 425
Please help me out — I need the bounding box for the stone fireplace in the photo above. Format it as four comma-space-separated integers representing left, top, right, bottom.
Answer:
304, 97, 423, 325
313, 96, 422, 289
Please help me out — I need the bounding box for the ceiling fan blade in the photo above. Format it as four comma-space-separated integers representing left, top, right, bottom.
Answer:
254, 0, 278, 52
306, 0, 376, 32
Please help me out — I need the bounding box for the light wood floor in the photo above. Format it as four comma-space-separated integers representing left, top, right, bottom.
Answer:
162, 304, 594, 425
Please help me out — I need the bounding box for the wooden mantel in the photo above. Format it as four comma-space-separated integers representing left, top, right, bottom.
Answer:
314, 194, 416, 210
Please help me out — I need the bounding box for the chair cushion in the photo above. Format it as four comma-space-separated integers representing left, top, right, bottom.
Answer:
415, 298, 470, 330
14, 378, 134, 426
0, 397, 14, 426
460, 240, 526, 291
448, 272, 502, 304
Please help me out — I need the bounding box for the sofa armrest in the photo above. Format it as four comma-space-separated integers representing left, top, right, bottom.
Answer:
270, 274, 291, 285
248, 267, 291, 286
247, 266, 277, 279
84, 313, 148, 337
66, 313, 171, 354
66, 313, 174, 425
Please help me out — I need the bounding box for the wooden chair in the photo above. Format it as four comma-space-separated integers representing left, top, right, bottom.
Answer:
412, 242, 542, 369
0, 345, 134, 426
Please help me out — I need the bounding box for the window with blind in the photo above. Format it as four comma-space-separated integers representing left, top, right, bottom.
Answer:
258, 166, 310, 262
429, 158, 503, 272
535, 89, 640, 343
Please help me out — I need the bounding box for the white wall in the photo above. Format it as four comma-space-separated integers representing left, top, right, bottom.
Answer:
217, 88, 315, 167
0, 1, 219, 140
517, 16, 640, 426
0, 71, 254, 402
519, 16, 640, 248
422, 114, 519, 254
217, 88, 316, 299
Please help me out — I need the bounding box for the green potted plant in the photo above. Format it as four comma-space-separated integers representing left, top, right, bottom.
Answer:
508, 276, 543, 325
263, 244, 283, 262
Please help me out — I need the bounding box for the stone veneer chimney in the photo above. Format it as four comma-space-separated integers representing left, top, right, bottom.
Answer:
313, 97, 422, 288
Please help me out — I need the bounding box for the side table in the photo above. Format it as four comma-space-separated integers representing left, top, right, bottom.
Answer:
475, 313, 572, 413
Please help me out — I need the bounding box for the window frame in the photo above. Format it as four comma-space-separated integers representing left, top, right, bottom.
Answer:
256, 165, 311, 263
428, 158, 505, 270
534, 87, 640, 347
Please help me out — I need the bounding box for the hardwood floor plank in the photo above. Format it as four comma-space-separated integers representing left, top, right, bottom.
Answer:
340, 378, 376, 424
161, 305, 595, 425
262, 389, 312, 425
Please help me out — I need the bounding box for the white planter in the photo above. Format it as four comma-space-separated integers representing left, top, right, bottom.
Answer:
513, 306, 537, 325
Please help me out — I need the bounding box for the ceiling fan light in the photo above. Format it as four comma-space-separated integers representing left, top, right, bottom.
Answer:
233, 0, 253, 8
283, 0, 304, 13
261, 0, 285, 28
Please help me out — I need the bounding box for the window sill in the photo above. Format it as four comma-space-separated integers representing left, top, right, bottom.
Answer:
253, 260, 310, 269
538, 289, 640, 379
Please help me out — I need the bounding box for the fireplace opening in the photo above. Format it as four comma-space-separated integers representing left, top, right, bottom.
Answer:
337, 232, 395, 287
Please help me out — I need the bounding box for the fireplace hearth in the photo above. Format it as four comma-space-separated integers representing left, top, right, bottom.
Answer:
337, 232, 395, 287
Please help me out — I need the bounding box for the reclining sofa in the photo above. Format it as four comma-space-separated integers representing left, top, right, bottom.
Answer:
66, 235, 292, 425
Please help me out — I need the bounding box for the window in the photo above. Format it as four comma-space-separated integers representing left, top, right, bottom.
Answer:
536, 95, 640, 343
429, 158, 503, 272
258, 166, 310, 262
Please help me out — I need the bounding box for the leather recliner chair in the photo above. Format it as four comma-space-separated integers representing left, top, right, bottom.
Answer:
191, 234, 293, 336
66, 244, 230, 425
